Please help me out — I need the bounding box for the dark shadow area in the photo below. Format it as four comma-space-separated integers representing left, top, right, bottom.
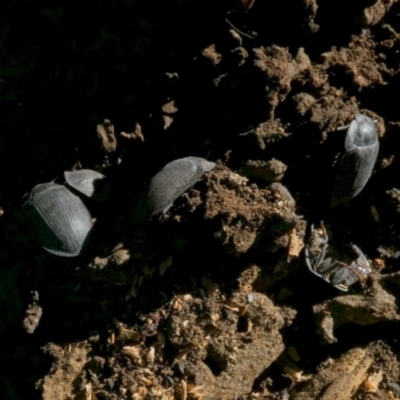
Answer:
1, 0, 400, 398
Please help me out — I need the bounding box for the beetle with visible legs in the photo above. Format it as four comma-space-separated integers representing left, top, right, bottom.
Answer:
305, 223, 371, 291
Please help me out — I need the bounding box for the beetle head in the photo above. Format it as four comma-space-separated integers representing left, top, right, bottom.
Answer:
345, 114, 378, 149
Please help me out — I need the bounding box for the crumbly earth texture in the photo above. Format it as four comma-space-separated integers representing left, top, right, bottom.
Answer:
3, 1, 400, 399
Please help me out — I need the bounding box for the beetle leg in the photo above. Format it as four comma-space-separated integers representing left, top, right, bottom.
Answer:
335, 260, 365, 281
336, 122, 350, 131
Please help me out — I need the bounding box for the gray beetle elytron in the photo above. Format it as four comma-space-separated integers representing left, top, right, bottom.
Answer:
24, 169, 104, 257
64, 169, 105, 198
133, 156, 216, 224
305, 223, 371, 291
330, 114, 379, 208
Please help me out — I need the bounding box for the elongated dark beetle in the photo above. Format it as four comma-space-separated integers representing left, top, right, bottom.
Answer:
330, 114, 379, 208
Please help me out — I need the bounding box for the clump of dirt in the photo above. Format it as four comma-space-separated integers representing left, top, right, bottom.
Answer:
177, 166, 301, 255
239, 158, 287, 183
313, 281, 400, 344
38, 289, 293, 400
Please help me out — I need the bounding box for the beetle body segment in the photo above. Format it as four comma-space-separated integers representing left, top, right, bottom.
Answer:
330, 114, 379, 208
25, 183, 93, 257
64, 169, 105, 198
133, 157, 216, 223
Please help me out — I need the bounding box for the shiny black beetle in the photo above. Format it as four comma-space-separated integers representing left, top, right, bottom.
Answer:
133, 156, 216, 223
24, 169, 105, 257
330, 114, 379, 208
